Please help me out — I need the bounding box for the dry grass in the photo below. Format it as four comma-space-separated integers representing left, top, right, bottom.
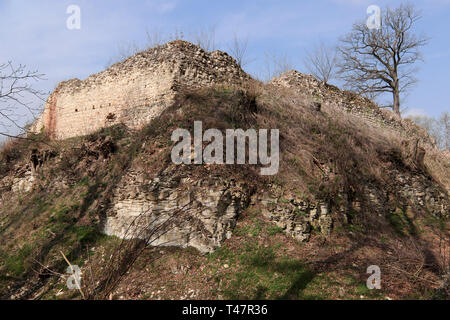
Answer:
0, 138, 22, 173
0, 82, 448, 300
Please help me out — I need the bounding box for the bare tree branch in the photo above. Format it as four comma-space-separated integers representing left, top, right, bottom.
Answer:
263, 51, 294, 82
228, 32, 252, 68
303, 41, 338, 84
337, 3, 429, 116
0, 61, 46, 136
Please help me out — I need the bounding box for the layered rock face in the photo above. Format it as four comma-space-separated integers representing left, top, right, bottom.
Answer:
30, 40, 249, 140
103, 169, 252, 253
253, 170, 448, 245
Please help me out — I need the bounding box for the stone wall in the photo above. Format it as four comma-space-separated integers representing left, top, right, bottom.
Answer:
31, 41, 434, 147
270, 70, 437, 149
31, 41, 249, 140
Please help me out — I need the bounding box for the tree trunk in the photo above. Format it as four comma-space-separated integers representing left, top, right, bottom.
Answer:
393, 88, 401, 116
444, 113, 449, 150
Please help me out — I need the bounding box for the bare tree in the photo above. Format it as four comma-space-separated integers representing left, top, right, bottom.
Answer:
0, 62, 46, 137
228, 32, 251, 68
303, 41, 338, 84
438, 112, 449, 150
408, 112, 450, 150
338, 3, 429, 116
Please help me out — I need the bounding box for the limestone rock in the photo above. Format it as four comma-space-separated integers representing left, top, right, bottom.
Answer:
103, 169, 252, 253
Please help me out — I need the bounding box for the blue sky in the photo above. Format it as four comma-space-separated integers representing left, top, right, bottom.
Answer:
1, 0, 449, 135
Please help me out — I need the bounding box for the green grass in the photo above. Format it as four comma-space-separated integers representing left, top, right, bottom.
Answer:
355, 283, 383, 299
267, 225, 284, 236
234, 220, 263, 237
295, 208, 308, 218
71, 225, 99, 244
388, 207, 416, 236
3, 244, 33, 277
347, 223, 365, 234
212, 242, 317, 300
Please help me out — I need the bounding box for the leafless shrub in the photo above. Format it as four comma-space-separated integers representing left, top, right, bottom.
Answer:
263, 51, 294, 82
303, 41, 338, 84
104, 41, 142, 68
105, 28, 186, 68
145, 27, 185, 49
83, 200, 197, 299
144, 28, 166, 49
384, 237, 449, 297
192, 25, 217, 52
228, 32, 251, 68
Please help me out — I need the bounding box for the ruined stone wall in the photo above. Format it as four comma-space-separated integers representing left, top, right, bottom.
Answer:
32, 70, 174, 140
31, 41, 249, 140
270, 71, 437, 149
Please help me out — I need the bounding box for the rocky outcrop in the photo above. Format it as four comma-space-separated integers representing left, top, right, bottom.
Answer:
103, 169, 253, 253
253, 185, 333, 242
0, 164, 35, 195
16, 45, 447, 255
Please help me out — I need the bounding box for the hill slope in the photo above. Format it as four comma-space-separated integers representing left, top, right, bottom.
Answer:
0, 43, 449, 300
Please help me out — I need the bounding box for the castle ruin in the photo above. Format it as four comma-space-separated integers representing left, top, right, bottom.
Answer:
30, 40, 249, 140
30, 40, 435, 149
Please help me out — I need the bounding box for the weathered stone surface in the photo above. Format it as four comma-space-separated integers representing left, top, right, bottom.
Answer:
11, 170, 35, 193
256, 186, 333, 241
0, 164, 36, 194
30, 40, 250, 140
103, 169, 252, 253
271, 70, 437, 149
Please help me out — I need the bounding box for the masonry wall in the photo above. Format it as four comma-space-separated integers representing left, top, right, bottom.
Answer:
35, 70, 174, 140
31, 41, 249, 140
270, 70, 437, 149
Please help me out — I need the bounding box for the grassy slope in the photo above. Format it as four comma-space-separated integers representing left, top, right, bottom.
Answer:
0, 83, 448, 300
